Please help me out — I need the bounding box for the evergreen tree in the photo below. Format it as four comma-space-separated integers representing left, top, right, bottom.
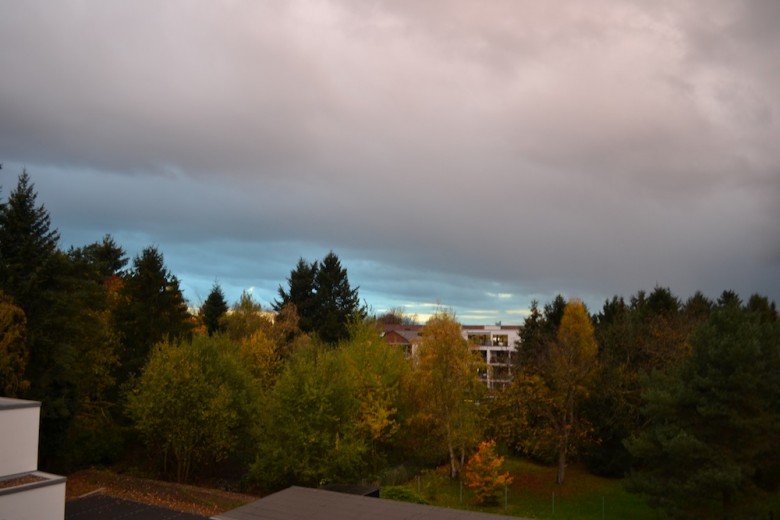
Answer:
274, 258, 317, 333
626, 303, 780, 518
274, 252, 361, 344
517, 295, 567, 374
68, 234, 127, 282
312, 251, 362, 344
201, 282, 229, 336
0, 170, 60, 319
0, 171, 74, 464
114, 246, 193, 384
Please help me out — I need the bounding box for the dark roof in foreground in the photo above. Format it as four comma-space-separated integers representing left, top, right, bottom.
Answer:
66, 493, 207, 520
211, 486, 527, 520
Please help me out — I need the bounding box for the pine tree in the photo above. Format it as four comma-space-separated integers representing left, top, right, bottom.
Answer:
312, 251, 362, 344
626, 303, 780, 518
274, 258, 318, 333
0, 170, 60, 317
114, 247, 193, 384
274, 252, 362, 344
201, 282, 229, 336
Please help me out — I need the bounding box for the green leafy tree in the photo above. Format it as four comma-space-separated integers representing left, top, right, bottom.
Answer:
412, 311, 485, 478
221, 290, 271, 342
127, 335, 258, 482
201, 282, 229, 336
339, 319, 409, 474
251, 344, 366, 489
114, 246, 193, 384
626, 302, 780, 518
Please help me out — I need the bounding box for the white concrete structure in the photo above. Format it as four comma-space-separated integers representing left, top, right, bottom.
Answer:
381, 323, 521, 390
462, 325, 520, 390
0, 397, 66, 520
0, 398, 40, 477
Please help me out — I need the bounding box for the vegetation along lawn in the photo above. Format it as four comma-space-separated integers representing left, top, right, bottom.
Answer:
388, 458, 657, 520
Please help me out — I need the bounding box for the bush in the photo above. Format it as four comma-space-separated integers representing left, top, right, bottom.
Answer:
381, 486, 428, 504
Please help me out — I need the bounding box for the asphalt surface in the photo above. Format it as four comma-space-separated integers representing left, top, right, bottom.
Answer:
65, 493, 208, 520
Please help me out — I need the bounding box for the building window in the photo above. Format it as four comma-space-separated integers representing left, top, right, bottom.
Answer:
492, 334, 509, 347
469, 334, 490, 346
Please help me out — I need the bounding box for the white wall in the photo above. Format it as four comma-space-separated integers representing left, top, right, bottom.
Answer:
0, 477, 66, 520
0, 400, 40, 477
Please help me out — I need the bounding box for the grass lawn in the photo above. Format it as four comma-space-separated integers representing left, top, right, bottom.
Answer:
392, 458, 658, 520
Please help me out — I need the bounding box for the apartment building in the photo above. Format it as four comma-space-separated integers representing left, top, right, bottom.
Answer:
380, 323, 521, 390
462, 325, 520, 389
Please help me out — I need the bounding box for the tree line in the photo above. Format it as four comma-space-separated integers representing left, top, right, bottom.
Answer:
1, 169, 778, 518
490, 290, 780, 518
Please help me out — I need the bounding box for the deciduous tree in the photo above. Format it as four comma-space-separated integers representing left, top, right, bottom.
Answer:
412, 311, 484, 478
0, 291, 28, 396
127, 335, 258, 482
251, 344, 366, 489
464, 440, 513, 505
509, 299, 598, 484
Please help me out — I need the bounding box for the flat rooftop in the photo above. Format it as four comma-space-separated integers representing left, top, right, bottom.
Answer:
0, 397, 41, 410
212, 486, 527, 520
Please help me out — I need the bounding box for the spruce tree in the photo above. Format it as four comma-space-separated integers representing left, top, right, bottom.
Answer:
312, 251, 361, 344
274, 257, 318, 333
0, 170, 78, 464
201, 282, 229, 336
0, 170, 60, 315
114, 246, 193, 384
274, 252, 362, 344
626, 302, 780, 518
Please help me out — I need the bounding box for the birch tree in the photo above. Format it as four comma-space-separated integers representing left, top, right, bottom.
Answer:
412, 311, 484, 478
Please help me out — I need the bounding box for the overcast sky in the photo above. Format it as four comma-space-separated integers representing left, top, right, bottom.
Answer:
1, 1, 778, 324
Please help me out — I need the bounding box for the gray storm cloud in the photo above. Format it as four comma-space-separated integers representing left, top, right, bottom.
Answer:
1, 0, 778, 320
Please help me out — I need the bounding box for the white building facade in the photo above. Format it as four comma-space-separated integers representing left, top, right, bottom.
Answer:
381, 323, 521, 390
462, 325, 520, 390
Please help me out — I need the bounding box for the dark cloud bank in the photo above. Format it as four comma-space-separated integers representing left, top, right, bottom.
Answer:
1, 1, 778, 322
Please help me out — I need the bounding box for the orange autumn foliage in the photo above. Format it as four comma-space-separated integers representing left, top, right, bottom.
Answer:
463, 440, 513, 505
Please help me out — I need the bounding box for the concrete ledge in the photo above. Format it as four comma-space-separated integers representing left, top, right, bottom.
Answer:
0, 471, 67, 497
0, 397, 41, 411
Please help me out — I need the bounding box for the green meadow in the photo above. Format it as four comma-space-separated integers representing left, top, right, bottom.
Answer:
387, 458, 657, 520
